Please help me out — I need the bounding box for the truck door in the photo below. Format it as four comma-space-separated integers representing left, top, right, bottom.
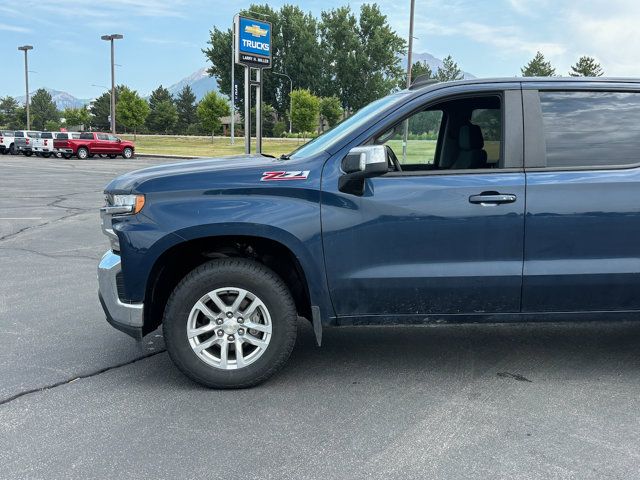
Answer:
321, 89, 526, 320
522, 87, 640, 312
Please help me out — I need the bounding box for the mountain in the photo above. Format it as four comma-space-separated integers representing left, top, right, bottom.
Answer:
166, 67, 220, 101
405, 52, 475, 79
16, 88, 90, 110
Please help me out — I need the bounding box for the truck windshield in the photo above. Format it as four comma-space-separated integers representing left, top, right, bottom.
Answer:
289, 91, 410, 159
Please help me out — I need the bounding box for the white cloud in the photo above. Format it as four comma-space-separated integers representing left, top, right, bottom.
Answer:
0, 22, 31, 33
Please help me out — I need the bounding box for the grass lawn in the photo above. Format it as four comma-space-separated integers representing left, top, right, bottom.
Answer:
120, 135, 501, 166
120, 135, 307, 158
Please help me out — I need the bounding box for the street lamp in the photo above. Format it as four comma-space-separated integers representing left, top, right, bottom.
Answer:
18, 45, 33, 129
100, 34, 123, 134
273, 72, 292, 133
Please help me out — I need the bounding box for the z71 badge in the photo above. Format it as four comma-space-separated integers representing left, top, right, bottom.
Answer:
261, 171, 310, 181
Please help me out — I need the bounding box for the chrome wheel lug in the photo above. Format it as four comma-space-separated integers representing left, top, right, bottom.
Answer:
237, 317, 244, 323
217, 330, 224, 336
238, 328, 245, 335
215, 318, 223, 325
226, 312, 233, 318
228, 335, 235, 341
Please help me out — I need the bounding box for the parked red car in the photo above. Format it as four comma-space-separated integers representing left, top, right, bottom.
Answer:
54, 132, 135, 159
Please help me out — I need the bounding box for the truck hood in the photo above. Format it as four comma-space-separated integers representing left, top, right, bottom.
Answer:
105, 154, 298, 193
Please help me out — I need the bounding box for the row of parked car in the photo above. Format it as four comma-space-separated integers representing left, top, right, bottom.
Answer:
0, 130, 135, 159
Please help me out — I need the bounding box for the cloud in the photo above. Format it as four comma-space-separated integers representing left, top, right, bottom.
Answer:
0, 22, 31, 33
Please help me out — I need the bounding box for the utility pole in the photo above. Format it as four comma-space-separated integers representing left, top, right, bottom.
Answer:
18, 45, 33, 130
402, 0, 416, 163
100, 34, 123, 134
273, 72, 292, 133
230, 19, 235, 145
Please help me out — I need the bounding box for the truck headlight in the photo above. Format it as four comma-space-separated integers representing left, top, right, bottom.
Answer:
103, 194, 145, 215
100, 194, 145, 252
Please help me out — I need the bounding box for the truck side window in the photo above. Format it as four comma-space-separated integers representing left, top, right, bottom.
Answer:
539, 91, 640, 168
80, 133, 93, 139
375, 95, 503, 172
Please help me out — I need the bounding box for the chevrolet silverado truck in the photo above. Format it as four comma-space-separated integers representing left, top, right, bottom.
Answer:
32, 131, 56, 157
0, 131, 16, 154
54, 132, 134, 159
54, 132, 81, 158
14, 130, 40, 156
99, 77, 640, 388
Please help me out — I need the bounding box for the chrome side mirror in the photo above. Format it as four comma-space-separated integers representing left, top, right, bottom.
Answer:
339, 145, 389, 195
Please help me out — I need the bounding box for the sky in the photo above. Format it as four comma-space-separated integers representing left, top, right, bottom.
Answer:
1, 0, 639, 99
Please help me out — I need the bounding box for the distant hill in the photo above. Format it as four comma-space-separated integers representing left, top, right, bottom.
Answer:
166, 67, 220, 101
405, 52, 475, 79
16, 88, 90, 110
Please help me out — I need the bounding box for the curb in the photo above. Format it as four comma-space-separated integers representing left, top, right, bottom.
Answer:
135, 153, 204, 160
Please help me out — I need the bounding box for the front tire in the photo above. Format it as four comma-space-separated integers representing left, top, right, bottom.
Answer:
122, 147, 133, 159
77, 147, 89, 159
163, 258, 298, 389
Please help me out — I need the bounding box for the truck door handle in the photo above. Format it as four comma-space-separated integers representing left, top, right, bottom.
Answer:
469, 192, 517, 205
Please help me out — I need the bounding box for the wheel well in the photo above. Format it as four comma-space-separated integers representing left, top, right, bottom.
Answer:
143, 236, 312, 334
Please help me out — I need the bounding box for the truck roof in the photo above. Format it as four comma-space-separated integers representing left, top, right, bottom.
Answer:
409, 76, 640, 91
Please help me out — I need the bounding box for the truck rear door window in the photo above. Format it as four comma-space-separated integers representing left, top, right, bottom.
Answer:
539, 91, 640, 168
80, 133, 93, 139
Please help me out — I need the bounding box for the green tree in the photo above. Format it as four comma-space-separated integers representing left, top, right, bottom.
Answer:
0, 96, 20, 127
175, 85, 198, 133
435, 55, 463, 82
146, 85, 176, 133
44, 120, 60, 131
204, 4, 324, 118
147, 99, 178, 134
320, 4, 405, 113
62, 107, 90, 128
116, 87, 150, 138
410, 60, 434, 84
319, 96, 342, 131
30, 89, 60, 130
250, 103, 276, 137
569, 56, 604, 77
9, 106, 27, 129
148, 85, 172, 109
197, 91, 230, 138
90, 86, 126, 131
291, 89, 319, 134
521, 51, 556, 76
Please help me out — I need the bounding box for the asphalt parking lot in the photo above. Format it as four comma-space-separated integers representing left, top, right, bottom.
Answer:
1, 155, 640, 479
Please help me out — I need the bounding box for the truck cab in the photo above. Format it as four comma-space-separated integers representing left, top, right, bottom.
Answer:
98, 77, 640, 388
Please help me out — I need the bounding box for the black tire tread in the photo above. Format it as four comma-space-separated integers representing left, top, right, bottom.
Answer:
163, 258, 297, 388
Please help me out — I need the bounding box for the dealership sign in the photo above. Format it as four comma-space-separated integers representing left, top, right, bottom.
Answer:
234, 16, 272, 68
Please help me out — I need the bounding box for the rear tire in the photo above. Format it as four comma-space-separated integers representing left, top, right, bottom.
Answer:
122, 147, 133, 159
163, 258, 298, 389
24, 151, 32, 157
42, 152, 51, 158
77, 147, 89, 160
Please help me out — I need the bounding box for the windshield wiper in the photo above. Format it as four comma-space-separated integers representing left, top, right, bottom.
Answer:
279, 153, 291, 160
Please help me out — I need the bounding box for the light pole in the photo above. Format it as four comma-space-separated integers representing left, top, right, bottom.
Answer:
100, 34, 123, 134
402, 0, 416, 163
18, 45, 33, 130
273, 72, 293, 133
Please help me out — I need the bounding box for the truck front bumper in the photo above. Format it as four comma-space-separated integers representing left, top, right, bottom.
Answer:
98, 250, 144, 340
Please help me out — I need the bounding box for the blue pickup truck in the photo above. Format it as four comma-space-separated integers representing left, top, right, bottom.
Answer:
99, 77, 640, 388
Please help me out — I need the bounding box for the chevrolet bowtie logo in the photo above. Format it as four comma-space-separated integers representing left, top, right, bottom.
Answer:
245, 24, 268, 38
